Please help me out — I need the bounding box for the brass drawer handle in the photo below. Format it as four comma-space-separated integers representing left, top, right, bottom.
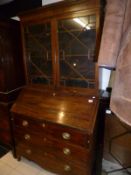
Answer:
26, 149, 31, 155
62, 132, 71, 140
64, 165, 71, 171
42, 123, 46, 128
24, 134, 31, 140
22, 120, 28, 127
43, 137, 47, 142
63, 148, 71, 155
44, 152, 47, 156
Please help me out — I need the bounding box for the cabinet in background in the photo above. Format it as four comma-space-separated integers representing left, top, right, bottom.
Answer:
0, 20, 25, 147
104, 112, 131, 172
0, 103, 12, 146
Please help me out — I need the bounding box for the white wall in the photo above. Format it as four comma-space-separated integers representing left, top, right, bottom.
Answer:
99, 68, 111, 90
42, 0, 63, 6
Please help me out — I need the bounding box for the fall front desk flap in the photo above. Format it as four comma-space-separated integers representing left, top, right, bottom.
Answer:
11, 85, 99, 135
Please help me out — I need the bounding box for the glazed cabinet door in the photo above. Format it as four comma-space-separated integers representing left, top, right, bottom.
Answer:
23, 16, 98, 90
21, 0, 101, 91
24, 22, 53, 85
58, 14, 97, 89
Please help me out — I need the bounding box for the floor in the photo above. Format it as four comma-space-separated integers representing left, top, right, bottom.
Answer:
102, 159, 131, 175
0, 152, 56, 175
0, 151, 131, 175
0, 145, 8, 158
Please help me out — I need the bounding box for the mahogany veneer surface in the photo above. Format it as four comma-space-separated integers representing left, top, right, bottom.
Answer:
11, 85, 99, 175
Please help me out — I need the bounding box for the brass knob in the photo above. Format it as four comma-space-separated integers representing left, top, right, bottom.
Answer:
44, 152, 47, 156
43, 137, 47, 142
22, 120, 28, 127
24, 134, 31, 140
64, 165, 71, 171
62, 132, 71, 140
42, 123, 46, 128
53, 93, 56, 96
26, 149, 31, 155
63, 148, 71, 155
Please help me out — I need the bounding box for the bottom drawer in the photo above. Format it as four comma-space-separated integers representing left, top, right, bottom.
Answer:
16, 144, 92, 175
14, 130, 90, 167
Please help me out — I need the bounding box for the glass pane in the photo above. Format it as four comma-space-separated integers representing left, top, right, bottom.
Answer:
58, 15, 96, 88
24, 23, 52, 85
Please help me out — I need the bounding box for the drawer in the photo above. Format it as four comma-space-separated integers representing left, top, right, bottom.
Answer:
16, 143, 91, 175
14, 129, 90, 166
12, 115, 90, 148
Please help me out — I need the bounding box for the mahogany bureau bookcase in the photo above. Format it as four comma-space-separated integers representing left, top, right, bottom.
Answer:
11, 0, 104, 174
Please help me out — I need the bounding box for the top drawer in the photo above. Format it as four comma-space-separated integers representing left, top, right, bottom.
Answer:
12, 114, 90, 148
